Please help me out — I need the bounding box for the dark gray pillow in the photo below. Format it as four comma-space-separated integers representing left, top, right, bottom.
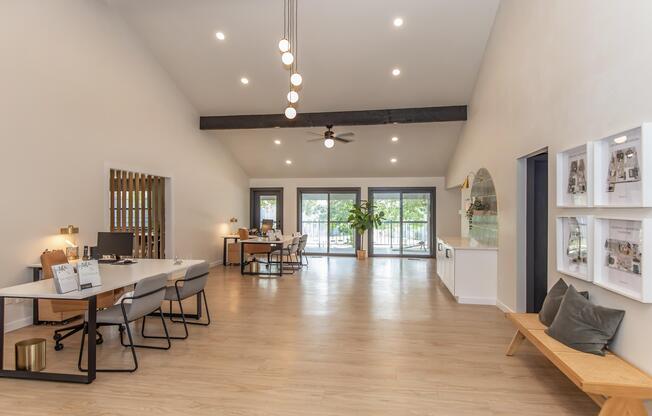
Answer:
539, 278, 588, 326
546, 286, 625, 356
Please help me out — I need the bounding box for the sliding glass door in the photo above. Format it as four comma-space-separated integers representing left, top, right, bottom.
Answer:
369, 187, 435, 257
298, 188, 360, 255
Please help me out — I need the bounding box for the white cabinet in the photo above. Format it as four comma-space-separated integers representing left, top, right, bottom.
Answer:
436, 236, 498, 305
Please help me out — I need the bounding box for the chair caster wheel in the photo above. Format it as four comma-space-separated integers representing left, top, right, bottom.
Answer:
54, 343, 64, 351
53, 333, 62, 341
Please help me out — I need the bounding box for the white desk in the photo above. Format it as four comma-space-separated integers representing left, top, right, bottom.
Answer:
240, 236, 294, 277
1, 259, 204, 384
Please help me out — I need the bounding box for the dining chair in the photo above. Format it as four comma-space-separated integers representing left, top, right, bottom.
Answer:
77, 273, 171, 373
141, 262, 211, 340
298, 234, 309, 267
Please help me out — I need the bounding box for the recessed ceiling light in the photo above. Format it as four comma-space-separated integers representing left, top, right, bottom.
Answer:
390, 158, 397, 163
285, 159, 293, 165
613, 135, 627, 144
240, 77, 249, 85
215, 31, 225, 41
392, 68, 401, 76
393, 17, 404, 27
391, 136, 399, 142
274, 139, 281, 145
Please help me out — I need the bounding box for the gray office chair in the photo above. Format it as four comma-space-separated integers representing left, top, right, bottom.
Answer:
298, 234, 309, 267
77, 273, 171, 373
142, 261, 211, 340
273, 236, 301, 272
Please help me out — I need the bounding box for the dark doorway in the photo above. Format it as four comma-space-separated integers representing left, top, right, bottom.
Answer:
250, 188, 284, 231
526, 152, 548, 313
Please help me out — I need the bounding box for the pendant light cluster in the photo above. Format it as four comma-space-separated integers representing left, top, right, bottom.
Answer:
279, 0, 302, 119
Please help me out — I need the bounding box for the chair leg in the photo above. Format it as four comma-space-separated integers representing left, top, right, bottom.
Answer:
78, 322, 138, 373
146, 301, 188, 340
170, 291, 211, 327
126, 308, 171, 350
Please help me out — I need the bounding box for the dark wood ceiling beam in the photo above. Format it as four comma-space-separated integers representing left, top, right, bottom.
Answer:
199, 105, 467, 130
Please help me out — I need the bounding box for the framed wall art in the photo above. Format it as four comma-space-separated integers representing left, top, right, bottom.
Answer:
556, 216, 593, 281
592, 217, 652, 303
592, 124, 652, 207
556, 143, 592, 207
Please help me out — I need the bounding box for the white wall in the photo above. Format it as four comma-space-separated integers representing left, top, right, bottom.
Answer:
446, 0, 652, 382
249, 177, 461, 247
0, 1, 249, 329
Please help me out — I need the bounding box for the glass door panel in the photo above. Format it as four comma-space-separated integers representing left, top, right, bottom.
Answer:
259, 195, 278, 229
402, 192, 431, 255
372, 192, 401, 255
329, 193, 356, 254
301, 193, 328, 253
370, 188, 434, 257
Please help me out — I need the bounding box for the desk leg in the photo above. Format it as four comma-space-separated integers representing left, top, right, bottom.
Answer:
32, 269, 40, 325
223, 238, 227, 266
240, 242, 245, 275
0, 297, 4, 370
86, 296, 96, 383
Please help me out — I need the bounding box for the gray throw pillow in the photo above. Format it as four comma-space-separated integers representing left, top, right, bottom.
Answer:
546, 286, 625, 356
539, 278, 588, 326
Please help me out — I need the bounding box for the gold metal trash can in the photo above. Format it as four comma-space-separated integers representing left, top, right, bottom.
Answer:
15, 338, 46, 372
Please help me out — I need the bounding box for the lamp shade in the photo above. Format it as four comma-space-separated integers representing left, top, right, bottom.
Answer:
60, 225, 79, 235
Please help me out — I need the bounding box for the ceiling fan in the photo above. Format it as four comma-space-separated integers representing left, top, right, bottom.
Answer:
307, 125, 355, 148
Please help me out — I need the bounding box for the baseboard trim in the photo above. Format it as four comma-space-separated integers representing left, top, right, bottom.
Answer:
496, 299, 515, 313
209, 260, 221, 268
456, 296, 496, 306
4, 315, 32, 333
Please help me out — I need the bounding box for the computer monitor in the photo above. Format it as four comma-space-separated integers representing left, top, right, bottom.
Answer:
96, 232, 134, 259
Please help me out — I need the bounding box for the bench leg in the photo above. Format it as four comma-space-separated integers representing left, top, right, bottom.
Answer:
506, 330, 526, 356
598, 397, 647, 416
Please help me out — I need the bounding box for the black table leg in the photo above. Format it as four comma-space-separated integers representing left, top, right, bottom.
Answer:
86, 296, 96, 382
223, 238, 227, 266
0, 297, 4, 371
32, 268, 40, 325
240, 242, 245, 275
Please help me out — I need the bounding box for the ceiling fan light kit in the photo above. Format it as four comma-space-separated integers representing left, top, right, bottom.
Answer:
280, 0, 302, 119
306, 124, 355, 149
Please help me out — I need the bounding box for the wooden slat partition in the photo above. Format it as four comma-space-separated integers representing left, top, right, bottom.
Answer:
109, 169, 166, 259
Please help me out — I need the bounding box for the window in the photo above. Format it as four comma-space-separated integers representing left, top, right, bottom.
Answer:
250, 188, 283, 231
298, 188, 360, 255
109, 169, 166, 259
369, 187, 435, 257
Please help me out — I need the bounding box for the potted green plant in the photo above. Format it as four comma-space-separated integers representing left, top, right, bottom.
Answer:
348, 200, 385, 260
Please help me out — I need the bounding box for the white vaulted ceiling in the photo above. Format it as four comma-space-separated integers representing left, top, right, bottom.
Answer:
109, 0, 499, 177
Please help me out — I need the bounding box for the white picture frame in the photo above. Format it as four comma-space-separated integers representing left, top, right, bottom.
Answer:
593, 217, 652, 303
592, 124, 652, 207
556, 144, 593, 207
556, 216, 593, 281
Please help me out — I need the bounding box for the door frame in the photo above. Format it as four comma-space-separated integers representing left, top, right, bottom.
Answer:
250, 187, 284, 231
296, 187, 361, 256
525, 151, 549, 313
368, 187, 436, 258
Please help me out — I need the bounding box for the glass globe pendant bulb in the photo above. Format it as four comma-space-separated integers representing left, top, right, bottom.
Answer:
285, 106, 297, 119
281, 52, 294, 66
324, 138, 335, 149
278, 38, 290, 53
287, 90, 299, 104
290, 73, 303, 86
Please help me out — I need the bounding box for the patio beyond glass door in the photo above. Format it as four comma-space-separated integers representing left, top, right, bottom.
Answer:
370, 188, 435, 257
298, 188, 359, 255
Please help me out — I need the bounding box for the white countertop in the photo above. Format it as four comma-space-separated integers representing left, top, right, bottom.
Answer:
437, 236, 497, 251
5, 259, 205, 300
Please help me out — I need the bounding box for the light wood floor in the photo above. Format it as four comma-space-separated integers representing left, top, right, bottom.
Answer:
0, 257, 597, 415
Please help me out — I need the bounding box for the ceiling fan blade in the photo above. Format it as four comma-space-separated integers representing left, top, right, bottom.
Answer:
307, 132, 324, 137
307, 138, 324, 142
334, 137, 353, 143
335, 132, 355, 138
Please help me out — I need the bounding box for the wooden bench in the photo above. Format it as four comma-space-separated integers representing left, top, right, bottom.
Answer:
506, 313, 652, 416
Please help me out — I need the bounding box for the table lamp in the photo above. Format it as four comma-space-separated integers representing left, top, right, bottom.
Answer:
60, 225, 79, 260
